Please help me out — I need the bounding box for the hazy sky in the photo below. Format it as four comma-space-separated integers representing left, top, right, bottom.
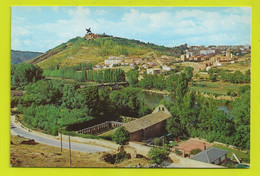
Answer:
11, 6, 251, 52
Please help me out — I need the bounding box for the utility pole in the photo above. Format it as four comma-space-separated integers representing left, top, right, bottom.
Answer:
60, 129, 62, 153
69, 132, 72, 166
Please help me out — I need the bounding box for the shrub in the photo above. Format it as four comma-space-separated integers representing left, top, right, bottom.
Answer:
153, 137, 163, 146
115, 151, 129, 163
175, 148, 183, 156
112, 127, 130, 145
189, 148, 202, 155
148, 145, 169, 165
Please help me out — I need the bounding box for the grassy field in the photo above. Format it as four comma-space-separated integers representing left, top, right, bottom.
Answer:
213, 143, 250, 164
190, 80, 249, 96
11, 135, 149, 167
98, 129, 116, 137
219, 61, 251, 73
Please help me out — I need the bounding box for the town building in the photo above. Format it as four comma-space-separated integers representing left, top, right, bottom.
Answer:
123, 105, 171, 141
200, 49, 215, 55
191, 147, 228, 165
147, 68, 161, 75
104, 58, 122, 65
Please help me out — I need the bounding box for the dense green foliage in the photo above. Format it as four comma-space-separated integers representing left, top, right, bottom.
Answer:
126, 69, 139, 87
22, 105, 94, 135
139, 72, 166, 90
112, 127, 130, 145
22, 80, 63, 106
148, 145, 170, 165
11, 63, 44, 87
232, 90, 250, 149
86, 68, 125, 83
17, 79, 121, 134
208, 68, 250, 84
166, 72, 250, 150
110, 87, 150, 117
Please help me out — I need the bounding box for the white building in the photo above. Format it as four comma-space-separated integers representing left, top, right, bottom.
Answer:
200, 49, 215, 55
104, 58, 122, 65
162, 66, 172, 71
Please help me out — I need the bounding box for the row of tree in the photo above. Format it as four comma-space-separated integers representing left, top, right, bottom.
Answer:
86, 69, 125, 83
44, 67, 126, 83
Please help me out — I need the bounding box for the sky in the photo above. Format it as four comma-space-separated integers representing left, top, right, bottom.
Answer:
11, 6, 251, 52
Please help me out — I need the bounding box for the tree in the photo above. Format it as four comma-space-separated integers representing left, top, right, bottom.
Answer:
209, 74, 217, 82
110, 87, 143, 117
166, 107, 185, 140
23, 80, 63, 106
226, 88, 237, 97
147, 145, 169, 165
11, 63, 44, 87
232, 90, 250, 150
165, 74, 178, 92
138, 106, 152, 117
112, 126, 130, 145
184, 66, 194, 82
75, 86, 101, 116
175, 73, 188, 105
126, 69, 139, 87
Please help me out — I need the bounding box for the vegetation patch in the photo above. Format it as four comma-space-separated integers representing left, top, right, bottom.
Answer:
103, 151, 130, 164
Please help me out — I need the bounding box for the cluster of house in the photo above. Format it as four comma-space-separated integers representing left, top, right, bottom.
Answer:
94, 45, 250, 74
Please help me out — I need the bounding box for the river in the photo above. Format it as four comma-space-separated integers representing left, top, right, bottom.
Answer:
142, 91, 232, 114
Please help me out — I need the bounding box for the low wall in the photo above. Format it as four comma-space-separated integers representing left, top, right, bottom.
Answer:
59, 133, 120, 151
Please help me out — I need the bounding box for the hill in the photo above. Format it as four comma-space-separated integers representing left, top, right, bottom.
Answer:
27, 34, 183, 69
11, 50, 43, 64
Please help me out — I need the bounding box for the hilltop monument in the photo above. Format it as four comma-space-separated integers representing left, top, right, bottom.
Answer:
84, 27, 101, 40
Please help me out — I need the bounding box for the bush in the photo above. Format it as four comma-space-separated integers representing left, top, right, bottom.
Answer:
148, 145, 169, 165
175, 148, 183, 156
112, 126, 130, 145
189, 148, 202, 155
153, 137, 163, 146
115, 151, 129, 163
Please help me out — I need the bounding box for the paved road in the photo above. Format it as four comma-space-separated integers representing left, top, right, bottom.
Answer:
11, 120, 111, 153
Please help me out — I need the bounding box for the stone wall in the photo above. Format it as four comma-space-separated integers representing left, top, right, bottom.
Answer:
76, 121, 123, 135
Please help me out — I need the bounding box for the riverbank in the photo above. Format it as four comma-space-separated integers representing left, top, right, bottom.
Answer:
142, 88, 234, 101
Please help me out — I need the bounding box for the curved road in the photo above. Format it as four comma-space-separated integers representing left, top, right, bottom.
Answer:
11, 119, 111, 153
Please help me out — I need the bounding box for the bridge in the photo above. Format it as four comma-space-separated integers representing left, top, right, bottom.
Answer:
80, 81, 129, 90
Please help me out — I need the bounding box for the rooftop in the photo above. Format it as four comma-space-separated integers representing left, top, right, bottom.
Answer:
123, 111, 171, 133
191, 147, 229, 164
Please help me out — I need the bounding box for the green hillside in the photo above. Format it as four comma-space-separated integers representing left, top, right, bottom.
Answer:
11, 50, 43, 64
27, 35, 182, 69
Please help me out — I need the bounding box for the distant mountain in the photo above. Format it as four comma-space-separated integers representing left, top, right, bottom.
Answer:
11, 50, 44, 64
27, 34, 183, 69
